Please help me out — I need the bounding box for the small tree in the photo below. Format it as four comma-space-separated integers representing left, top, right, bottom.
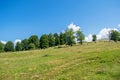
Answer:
92, 34, 97, 43
28, 43, 35, 50
109, 30, 120, 42
40, 34, 49, 49
48, 33, 55, 47
4, 41, 14, 52
0, 42, 4, 53
15, 42, 22, 51
54, 33, 60, 46
28, 35, 39, 48
76, 30, 85, 45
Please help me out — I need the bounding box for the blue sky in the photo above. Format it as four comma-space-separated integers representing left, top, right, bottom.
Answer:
0, 0, 120, 42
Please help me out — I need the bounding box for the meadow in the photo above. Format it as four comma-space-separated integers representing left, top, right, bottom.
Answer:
0, 42, 120, 80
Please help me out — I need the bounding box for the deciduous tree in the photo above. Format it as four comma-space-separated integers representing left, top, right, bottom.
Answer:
28, 35, 39, 48
40, 34, 49, 49
76, 30, 85, 45
4, 41, 14, 52
15, 42, 22, 51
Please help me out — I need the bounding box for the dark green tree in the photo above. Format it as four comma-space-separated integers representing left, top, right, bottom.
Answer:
76, 30, 85, 45
15, 42, 22, 51
65, 29, 75, 46
0, 42, 4, 53
110, 30, 120, 42
60, 32, 65, 45
28, 43, 35, 50
54, 33, 60, 46
21, 39, 29, 50
4, 41, 14, 52
48, 33, 55, 47
28, 35, 39, 48
92, 34, 97, 42
40, 34, 49, 49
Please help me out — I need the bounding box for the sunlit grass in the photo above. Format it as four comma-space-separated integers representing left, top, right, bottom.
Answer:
0, 41, 120, 80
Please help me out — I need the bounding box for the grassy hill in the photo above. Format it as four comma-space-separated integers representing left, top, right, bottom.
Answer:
0, 42, 120, 80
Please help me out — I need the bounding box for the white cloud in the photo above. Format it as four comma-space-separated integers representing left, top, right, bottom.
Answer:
14, 39, 21, 45
85, 28, 119, 42
0, 40, 7, 44
68, 23, 80, 32
97, 28, 119, 40
85, 34, 92, 42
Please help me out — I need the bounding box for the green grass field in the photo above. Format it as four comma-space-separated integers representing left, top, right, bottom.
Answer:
0, 42, 120, 80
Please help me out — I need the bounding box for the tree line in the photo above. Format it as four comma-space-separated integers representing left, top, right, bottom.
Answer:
0, 29, 120, 53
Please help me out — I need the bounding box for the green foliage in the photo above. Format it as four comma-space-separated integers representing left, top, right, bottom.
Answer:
110, 30, 120, 42
21, 39, 29, 50
60, 32, 65, 45
28, 43, 35, 50
40, 34, 49, 49
92, 34, 97, 42
15, 42, 22, 51
28, 35, 39, 48
48, 33, 55, 47
76, 30, 85, 45
0, 42, 4, 53
4, 41, 14, 52
65, 29, 75, 46
54, 33, 60, 46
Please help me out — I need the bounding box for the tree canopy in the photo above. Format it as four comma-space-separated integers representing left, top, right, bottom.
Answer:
15, 42, 22, 51
54, 33, 60, 46
65, 29, 75, 46
48, 33, 55, 47
110, 30, 120, 42
28, 35, 39, 48
21, 39, 29, 50
4, 41, 14, 52
40, 34, 49, 49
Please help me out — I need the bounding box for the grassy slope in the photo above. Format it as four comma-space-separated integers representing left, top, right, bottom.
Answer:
0, 42, 120, 80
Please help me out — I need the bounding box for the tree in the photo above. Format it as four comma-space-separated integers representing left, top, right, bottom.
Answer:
15, 42, 22, 51
48, 33, 55, 47
0, 42, 4, 53
40, 34, 49, 49
65, 29, 75, 46
28, 43, 35, 50
76, 30, 85, 45
28, 35, 39, 48
92, 34, 97, 43
109, 30, 120, 42
54, 33, 60, 46
21, 39, 29, 50
60, 32, 65, 45
4, 41, 14, 52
